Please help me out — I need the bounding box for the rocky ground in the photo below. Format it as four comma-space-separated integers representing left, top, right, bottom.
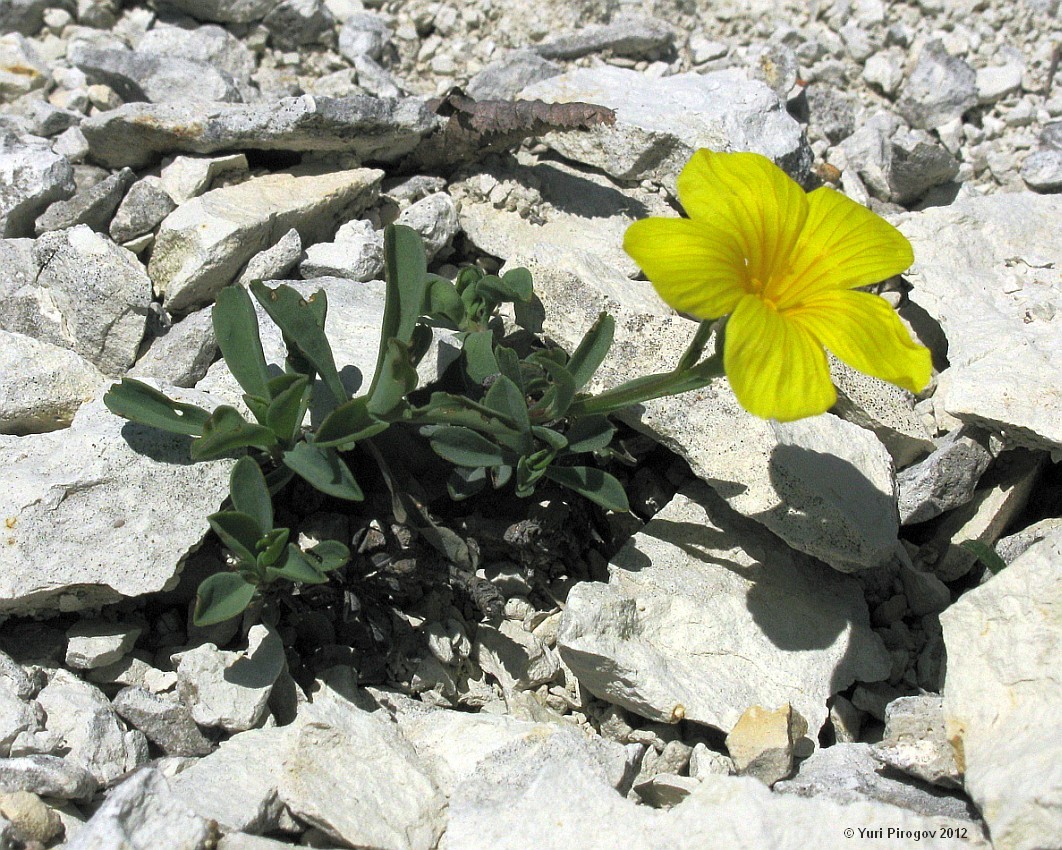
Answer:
0, 0, 1060, 848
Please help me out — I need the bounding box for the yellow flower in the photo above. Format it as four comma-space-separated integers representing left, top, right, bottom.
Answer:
623, 149, 932, 422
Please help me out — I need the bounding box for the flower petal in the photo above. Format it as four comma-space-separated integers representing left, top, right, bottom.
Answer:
778, 186, 914, 309
724, 293, 836, 421
789, 290, 932, 393
623, 217, 747, 319
676, 150, 809, 292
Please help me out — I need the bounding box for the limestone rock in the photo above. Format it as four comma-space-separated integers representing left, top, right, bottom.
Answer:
395, 192, 458, 261
64, 620, 142, 670
127, 307, 217, 388
0, 35, 49, 103
0, 131, 75, 237
0, 790, 61, 845
159, 153, 249, 205
558, 483, 889, 738
299, 219, 383, 281
150, 167, 382, 313
112, 687, 214, 757
0, 755, 96, 801
235, 227, 303, 285
137, 23, 256, 84
465, 50, 560, 101
724, 704, 804, 786
898, 427, 994, 525
872, 696, 961, 788
34, 167, 136, 235
533, 14, 675, 61
897, 40, 977, 130
109, 176, 178, 244
159, 0, 279, 24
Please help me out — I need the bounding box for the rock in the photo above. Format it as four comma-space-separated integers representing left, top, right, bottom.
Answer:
0, 657, 34, 703
0, 330, 106, 435
775, 743, 976, 821
0, 790, 61, 844
897, 40, 977, 130
474, 620, 560, 693
112, 687, 214, 758
0, 0, 49, 35
976, 63, 1024, 105
137, 24, 256, 85
0, 680, 38, 757
173, 623, 285, 733
66, 768, 217, 850
465, 50, 560, 101
724, 704, 804, 786
804, 83, 857, 144
514, 251, 902, 573
0, 225, 151, 375
689, 744, 734, 778
898, 427, 994, 525
0, 390, 233, 616
747, 40, 798, 99
160, 0, 280, 24
34, 167, 135, 235
0, 131, 75, 237
1020, 149, 1062, 192
235, 227, 303, 285
262, 0, 336, 50
395, 192, 458, 261
863, 48, 906, 96
0, 755, 96, 801
7, 99, 82, 138
280, 693, 446, 850
36, 670, 147, 785
519, 67, 811, 187
299, 219, 383, 281
65, 620, 142, 670
533, 14, 675, 60
336, 11, 392, 61
159, 153, 249, 205
995, 516, 1062, 565
634, 773, 700, 808
87, 656, 177, 694
941, 530, 1062, 850
127, 307, 218, 388
0, 34, 50, 103
871, 696, 961, 788
558, 483, 889, 738
109, 176, 178, 244
169, 725, 296, 833
150, 167, 381, 313
898, 193, 1062, 453
81, 96, 438, 170
68, 44, 243, 105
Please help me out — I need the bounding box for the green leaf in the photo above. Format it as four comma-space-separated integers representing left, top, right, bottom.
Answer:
249, 283, 347, 406
190, 406, 278, 461
264, 545, 328, 584
531, 359, 576, 421
447, 465, 487, 500
545, 466, 630, 512
500, 266, 533, 302
960, 539, 1008, 575
305, 539, 349, 573
415, 392, 523, 436
513, 294, 545, 334
208, 510, 263, 563
265, 374, 311, 445
565, 416, 616, 454
515, 452, 550, 497
255, 527, 289, 567
103, 379, 211, 436
409, 323, 434, 367
484, 376, 530, 433
282, 442, 364, 501
495, 346, 523, 392
454, 265, 482, 294
566, 313, 615, 390
213, 286, 272, 402
229, 456, 273, 535
243, 394, 270, 426
531, 426, 568, 452
194, 572, 257, 626
430, 426, 508, 468
463, 330, 499, 385
424, 274, 465, 326
383, 224, 429, 346
367, 339, 418, 418
315, 396, 389, 448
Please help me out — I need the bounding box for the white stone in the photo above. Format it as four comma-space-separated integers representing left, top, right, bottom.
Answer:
300, 219, 383, 281
898, 193, 1062, 453
0, 34, 50, 102
976, 64, 1023, 105
0, 330, 106, 435
173, 623, 285, 733
871, 696, 961, 788
897, 427, 994, 525
0, 390, 233, 616
474, 620, 560, 692
150, 168, 382, 313
941, 530, 1062, 850
863, 49, 905, 96
558, 483, 889, 738
159, 153, 249, 204
395, 192, 458, 261
65, 620, 143, 670
0, 681, 39, 757
520, 66, 810, 186
235, 227, 302, 285
127, 307, 217, 388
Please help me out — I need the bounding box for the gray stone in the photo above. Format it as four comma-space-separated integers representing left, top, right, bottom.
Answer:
898, 193, 1062, 453
128, 307, 218, 388
633, 773, 700, 808
137, 24, 256, 84
747, 40, 799, 99
87, 656, 178, 694
300, 219, 383, 281
898, 427, 993, 524
235, 227, 302, 285
173, 624, 285, 733
150, 167, 382, 313
558, 483, 889, 738
81, 96, 438, 170
976, 63, 1023, 105
395, 192, 458, 261
262, 0, 335, 50
0, 330, 106, 435
34, 167, 135, 235
169, 726, 296, 833
0, 390, 233, 616
337, 12, 392, 62
3, 225, 151, 375
66, 767, 217, 850
36, 670, 147, 785
218, 835, 301, 850
109, 176, 177, 244
1041, 122, 1062, 151
0, 655, 34, 702
7, 98, 82, 138
159, 153, 248, 205
65, 620, 142, 670
804, 83, 857, 144
0, 682, 39, 758
533, 14, 675, 61
520, 67, 811, 186
871, 696, 961, 788
0, 790, 62, 844
995, 516, 1062, 565
112, 687, 214, 757
474, 620, 560, 693
0, 131, 75, 237
897, 40, 977, 130
0, 0, 49, 35
465, 50, 560, 101
941, 530, 1062, 850
159, 0, 279, 24
775, 743, 976, 821
0, 35, 50, 103
0, 755, 96, 801
1020, 149, 1062, 192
